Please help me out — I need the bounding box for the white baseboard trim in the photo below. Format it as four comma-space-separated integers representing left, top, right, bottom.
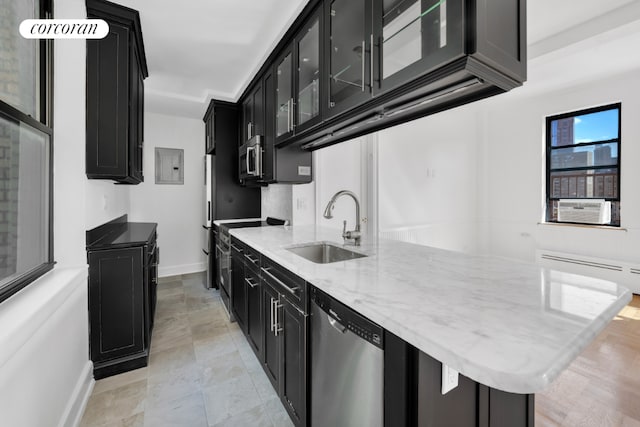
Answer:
159, 262, 206, 278
60, 360, 94, 427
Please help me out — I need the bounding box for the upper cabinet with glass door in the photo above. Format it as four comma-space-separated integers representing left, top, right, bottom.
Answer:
295, 11, 323, 134
374, 0, 464, 94
325, 0, 373, 118
275, 11, 324, 144
275, 47, 294, 143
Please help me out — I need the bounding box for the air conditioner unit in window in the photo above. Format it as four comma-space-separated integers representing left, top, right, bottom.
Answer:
557, 199, 611, 224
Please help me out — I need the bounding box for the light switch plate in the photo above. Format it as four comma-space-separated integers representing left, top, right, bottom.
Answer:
441, 364, 459, 395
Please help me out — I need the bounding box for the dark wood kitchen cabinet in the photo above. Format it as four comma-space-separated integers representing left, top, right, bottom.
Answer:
324, 0, 373, 118
86, 0, 148, 184
241, 82, 264, 144
204, 102, 215, 153
262, 69, 313, 184
202, 101, 261, 218
260, 257, 308, 427
236, 0, 525, 151
242, 244, 263, 357
274, 46, 295, 144
86, 215, 158, 379
276, 9, 323, 144
231, 242, 247, 330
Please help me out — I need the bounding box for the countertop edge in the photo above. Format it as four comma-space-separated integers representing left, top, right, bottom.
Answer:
229, 227, 632, 394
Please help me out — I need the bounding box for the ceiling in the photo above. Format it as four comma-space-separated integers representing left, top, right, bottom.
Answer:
112, 0, 640, 119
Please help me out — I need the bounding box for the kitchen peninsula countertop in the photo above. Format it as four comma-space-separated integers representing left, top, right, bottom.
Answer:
230, 225, 631, 394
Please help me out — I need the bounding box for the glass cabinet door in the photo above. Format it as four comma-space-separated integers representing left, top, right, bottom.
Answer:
296, 15, 321, 131
276, 51, 294, 140
376, 0, 464, 93
326, 0, 372, 118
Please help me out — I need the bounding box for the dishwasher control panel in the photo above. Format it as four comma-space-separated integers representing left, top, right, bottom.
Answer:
310, 286, 384, 349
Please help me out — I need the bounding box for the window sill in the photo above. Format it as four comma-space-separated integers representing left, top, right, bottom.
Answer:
537, 222, 627, 231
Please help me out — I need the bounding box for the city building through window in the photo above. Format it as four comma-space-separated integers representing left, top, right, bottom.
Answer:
545, 103, 621, 226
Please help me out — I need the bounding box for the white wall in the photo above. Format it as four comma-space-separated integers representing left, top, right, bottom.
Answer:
377, 105, 481, 253
291, 179, 316, 226
129, 112, 206, 277
314, 137, 365, 232
481, 70, 640, 266
0, 268, 91, 427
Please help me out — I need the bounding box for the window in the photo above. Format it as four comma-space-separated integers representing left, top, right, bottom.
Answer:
545, 103, 621, 226
0, 0, 54, 303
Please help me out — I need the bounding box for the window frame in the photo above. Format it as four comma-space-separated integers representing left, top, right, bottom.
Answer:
545, 102, 622, 227
0, 0, 55, 303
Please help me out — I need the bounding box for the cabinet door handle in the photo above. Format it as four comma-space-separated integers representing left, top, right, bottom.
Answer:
286, 99, 291, 133
244, 253, 258, 263
361, 40, 366, 92
245, 277, 258, 288
261, 266, 299, 296
274, 299, 283, 336
230, 244, 242, 252
290, 98, 295, 132
370, 33, 375, 90
246, 146, 254, 175
270, 297, 275, 332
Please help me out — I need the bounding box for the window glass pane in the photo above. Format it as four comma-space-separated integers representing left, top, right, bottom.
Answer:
550, 142, 618, 169
0, 114, 50, 290
549, 168, 618, 199
0, 0, 40, 118
551, 108, 619, 147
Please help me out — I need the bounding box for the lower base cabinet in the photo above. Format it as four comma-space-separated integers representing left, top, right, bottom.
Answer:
87, 220, 158, 380
280, 298, 307, 425
231, 248, 246, 330
246, 265, 263, 356
262, 280, 281, 387
232, 240, 534, 427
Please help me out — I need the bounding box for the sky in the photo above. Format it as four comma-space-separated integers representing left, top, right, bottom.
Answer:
573, 108, 619, 143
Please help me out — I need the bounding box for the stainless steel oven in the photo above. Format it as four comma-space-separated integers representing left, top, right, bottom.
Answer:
239, 135, 262, 180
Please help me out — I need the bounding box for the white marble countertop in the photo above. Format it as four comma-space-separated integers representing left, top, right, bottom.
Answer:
229, 225, 632, 394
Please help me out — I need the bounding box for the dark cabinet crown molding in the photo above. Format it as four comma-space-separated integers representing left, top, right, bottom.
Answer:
86, 0, 148, 78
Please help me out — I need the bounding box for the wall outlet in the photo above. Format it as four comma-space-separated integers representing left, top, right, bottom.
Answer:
441, 364, 459, 395
296, 198, 307, 211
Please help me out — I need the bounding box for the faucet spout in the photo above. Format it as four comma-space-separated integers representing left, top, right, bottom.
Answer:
322, 190, 361, 245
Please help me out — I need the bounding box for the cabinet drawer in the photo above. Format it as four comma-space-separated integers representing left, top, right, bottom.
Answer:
230, 237, 244, 258
260, 256, 306, 312
244, 244, 261, 274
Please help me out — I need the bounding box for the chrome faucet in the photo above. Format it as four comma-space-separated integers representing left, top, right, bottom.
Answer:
323, 190, 361, 246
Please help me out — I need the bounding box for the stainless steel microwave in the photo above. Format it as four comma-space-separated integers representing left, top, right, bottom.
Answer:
239, 135, 262, 180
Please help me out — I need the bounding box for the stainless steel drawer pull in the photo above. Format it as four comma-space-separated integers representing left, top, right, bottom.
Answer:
230, 244, 242, 252
245, 277, 258, 288
274, 299, 283, 336
261, 267, 299, 295
244, 253, 258, 263
270, 297, 275, 332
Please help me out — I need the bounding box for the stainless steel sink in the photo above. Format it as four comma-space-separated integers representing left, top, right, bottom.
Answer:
286, 242, 367, 264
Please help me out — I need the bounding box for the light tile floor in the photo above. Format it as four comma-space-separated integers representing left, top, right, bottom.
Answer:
80, 272, 294, 427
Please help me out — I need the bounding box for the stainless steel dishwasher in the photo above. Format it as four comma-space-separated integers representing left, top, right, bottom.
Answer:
310, 286, 384, 427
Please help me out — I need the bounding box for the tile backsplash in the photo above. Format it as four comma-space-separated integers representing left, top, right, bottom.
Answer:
261, 184, 292, 223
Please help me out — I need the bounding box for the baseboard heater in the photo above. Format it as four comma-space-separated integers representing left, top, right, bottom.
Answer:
536, 249, 640, 294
